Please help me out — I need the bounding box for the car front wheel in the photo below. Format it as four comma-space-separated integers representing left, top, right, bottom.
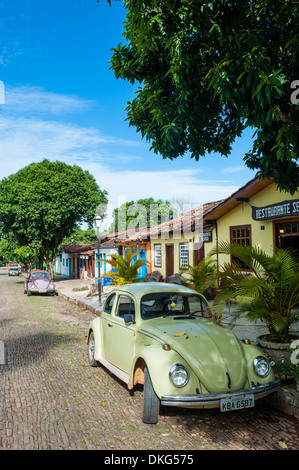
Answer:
143, 367, 159, 424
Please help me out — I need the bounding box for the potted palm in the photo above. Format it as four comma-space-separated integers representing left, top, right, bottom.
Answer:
212, 242, 299, 362
100, 250, 149, 286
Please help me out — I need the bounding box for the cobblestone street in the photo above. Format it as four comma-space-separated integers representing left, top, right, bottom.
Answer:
0, 271, 299, 451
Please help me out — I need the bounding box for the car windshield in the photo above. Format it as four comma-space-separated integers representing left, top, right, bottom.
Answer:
141, 292, 211, 320
31, 272, 50, 279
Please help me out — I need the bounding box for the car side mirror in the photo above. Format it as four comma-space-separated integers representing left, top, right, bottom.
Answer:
124, 313, 135, 324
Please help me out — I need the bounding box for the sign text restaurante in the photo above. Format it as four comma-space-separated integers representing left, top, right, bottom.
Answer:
252, 199, 299, 221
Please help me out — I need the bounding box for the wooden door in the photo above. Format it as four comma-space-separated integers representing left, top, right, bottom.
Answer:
193, 242, 204, 266
165, 244, 174, 278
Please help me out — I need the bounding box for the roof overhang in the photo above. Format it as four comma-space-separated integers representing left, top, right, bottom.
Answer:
204, 177, 272, 222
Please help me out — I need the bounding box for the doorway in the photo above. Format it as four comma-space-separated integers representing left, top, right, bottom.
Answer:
274, 219, 299, 258
165, 244, 174, 278
193, 242, 204, 266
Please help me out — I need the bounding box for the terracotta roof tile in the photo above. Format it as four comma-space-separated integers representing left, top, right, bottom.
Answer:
60, 244, 94, 254
101, 200, 223, 244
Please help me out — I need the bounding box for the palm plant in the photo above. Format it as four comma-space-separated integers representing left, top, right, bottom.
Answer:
100, 250, 148, 286
180, 256, 217, 299
213, 242, 299, 341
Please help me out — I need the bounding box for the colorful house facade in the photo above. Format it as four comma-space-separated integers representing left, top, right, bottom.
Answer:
94, 241, 119, 285
203, 177, 299, 268
147, 201, 221, 279
54, 244, 95, 279
101, 227, 151, 280
55, 176, 299, 284
146, 176, 299, 280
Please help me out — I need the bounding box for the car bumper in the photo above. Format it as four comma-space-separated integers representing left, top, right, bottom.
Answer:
28, 288, 56, 294
161, 379, 280, 409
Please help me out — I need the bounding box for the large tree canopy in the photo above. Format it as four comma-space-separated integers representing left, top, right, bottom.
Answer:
110, 197, 178, 232
0, 160, 108, 271
109, 0, 299, 193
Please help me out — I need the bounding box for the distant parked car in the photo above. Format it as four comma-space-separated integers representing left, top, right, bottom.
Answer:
87, 283, 279, 424
8, 267, 19, 276
24, 270, 56, 296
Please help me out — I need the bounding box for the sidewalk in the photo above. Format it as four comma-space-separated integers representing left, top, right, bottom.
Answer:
54, 275, 105, 315
54, 275, 299, 419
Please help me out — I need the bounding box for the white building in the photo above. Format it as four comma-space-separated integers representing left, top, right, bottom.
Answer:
94, 243, 119, 285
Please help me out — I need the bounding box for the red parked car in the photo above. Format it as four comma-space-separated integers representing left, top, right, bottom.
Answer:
24, 270, 56, 296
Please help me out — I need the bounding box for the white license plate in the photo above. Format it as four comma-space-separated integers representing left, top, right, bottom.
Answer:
39, 289, 47, 293
220, 394, 254, 412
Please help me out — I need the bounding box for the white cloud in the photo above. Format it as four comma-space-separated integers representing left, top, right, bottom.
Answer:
83, 163, 236, 205
0, 84, 240, 231
0, 112, 143, 179
5, 85, 94, 116
81, 163, 238, 230
222, 165, 247, 174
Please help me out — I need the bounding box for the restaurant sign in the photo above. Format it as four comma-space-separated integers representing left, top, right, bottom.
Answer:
199, 230, 212, 243
252, 199, 299, 221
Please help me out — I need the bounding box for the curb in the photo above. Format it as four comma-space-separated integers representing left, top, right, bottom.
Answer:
270, 387, 299, 421
57, 291, 102, 316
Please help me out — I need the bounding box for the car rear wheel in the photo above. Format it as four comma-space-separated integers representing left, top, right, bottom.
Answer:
88, 332, 100, 367
143, 367, 159, 424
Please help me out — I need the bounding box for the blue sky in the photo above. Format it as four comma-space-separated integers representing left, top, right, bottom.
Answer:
0, 0, 257, 229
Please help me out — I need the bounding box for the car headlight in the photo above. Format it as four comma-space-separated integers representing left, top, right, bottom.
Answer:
169, 364, 189, 388
253, 356, 270, 377
30, 285, 35, 289
49, 284, 54, 289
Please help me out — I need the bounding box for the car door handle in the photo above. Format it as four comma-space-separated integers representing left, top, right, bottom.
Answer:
108, 323, 113, 327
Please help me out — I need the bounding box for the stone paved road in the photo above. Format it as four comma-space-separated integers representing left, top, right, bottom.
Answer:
0, 271, 299, 451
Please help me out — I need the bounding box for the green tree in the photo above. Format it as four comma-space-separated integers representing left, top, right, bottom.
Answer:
109, 0, 299, 193
0, 232, 18, 265
61, 226, 99, 245
0, 160, 108, 274
13, 244, 39, 268
111, 197, 177, 232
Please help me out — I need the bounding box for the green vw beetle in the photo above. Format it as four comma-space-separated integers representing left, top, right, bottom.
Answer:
87, 283, 279, 424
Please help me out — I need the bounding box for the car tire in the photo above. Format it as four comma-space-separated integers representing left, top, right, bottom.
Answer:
27, 290, 31, 296
143, 367, 159, 424
87, 332, 100, 367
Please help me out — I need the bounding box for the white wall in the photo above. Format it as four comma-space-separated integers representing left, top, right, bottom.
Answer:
55, 251, 72, 277
94, 247, 118, 284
